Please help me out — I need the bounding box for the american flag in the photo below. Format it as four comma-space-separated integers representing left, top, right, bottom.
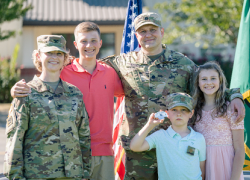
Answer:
120, 0, 142, 53
113, 0, 142, 180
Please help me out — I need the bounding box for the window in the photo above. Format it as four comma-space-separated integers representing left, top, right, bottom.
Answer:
98, 33, 115, 59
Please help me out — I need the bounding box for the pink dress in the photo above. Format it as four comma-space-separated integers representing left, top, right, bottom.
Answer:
194, 108, 244, 180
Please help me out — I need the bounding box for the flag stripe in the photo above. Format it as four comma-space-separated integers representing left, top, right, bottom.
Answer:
113, 99, 125, 143
117, 158, 126, 179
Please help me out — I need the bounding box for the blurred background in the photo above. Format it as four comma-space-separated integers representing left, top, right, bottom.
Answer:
0, 0, 246, 177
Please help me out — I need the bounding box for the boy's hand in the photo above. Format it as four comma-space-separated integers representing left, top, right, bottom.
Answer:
147, 113, 164, 127
11, 79, 31, 98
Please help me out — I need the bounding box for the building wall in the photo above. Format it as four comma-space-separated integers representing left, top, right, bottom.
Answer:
19, 24, 124, 81
21, 25, 124, 68
0, 19, 23, 61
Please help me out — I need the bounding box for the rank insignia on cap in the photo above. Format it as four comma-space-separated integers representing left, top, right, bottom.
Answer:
145, 17, 148, 20
187, 146, 195, 156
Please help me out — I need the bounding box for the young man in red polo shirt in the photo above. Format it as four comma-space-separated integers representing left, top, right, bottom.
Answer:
11, 22, 124, 180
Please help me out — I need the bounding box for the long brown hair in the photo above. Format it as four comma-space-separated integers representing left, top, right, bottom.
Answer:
191, 61, 228, 125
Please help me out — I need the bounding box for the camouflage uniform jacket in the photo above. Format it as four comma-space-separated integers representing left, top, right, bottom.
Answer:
102, 44, 242, 149
4, 76, 91, 180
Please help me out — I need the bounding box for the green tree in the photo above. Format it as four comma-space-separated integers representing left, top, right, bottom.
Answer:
0, 0, 32, 41
155, 0, 242, 48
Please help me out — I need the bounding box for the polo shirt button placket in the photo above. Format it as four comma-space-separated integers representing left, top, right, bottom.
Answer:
178, 137, 182, 150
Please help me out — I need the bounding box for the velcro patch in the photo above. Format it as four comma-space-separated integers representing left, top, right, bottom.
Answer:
187, 146, 195, 156
7, 116, 13, 127
6, 116, 15, 135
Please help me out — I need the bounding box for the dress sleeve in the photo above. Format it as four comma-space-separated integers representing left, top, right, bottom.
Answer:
227, 111, 244, 130
4, 97, 29, 180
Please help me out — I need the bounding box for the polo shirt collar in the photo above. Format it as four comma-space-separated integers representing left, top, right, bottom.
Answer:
167, 126, 196, 140
71, 58, 104, 73
167, 126, 178, 138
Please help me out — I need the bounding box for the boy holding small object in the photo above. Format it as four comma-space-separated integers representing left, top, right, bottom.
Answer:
130, 92, 206, 180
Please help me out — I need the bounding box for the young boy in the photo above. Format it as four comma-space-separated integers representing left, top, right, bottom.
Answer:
4, 35, 91, 180
10, 22, 124, 180
130, 92, 206, 180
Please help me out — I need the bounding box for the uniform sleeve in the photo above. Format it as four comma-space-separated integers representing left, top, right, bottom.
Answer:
224, 88, 243, 102
99, 55, 124, 80
113, 68, 124, 97
227, 111, 244, 130
77, 100, 91, 179
4, 97, 29, 180
198, 134, 206, 162
189, 63, 199, 95
145, 130, 162, 151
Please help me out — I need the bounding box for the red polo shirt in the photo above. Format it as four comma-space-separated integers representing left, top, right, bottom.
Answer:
60, 59, 124, 156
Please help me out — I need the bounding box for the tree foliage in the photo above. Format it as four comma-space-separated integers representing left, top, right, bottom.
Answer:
0, 0, 32, 41
155, 0, 242, 48
0, 44, 20, 103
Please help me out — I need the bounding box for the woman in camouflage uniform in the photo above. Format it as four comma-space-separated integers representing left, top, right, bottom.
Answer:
4, 35, 91, 180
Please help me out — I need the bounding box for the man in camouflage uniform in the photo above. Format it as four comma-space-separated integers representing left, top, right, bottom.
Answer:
4, 35, 91, 180
101, 12, 245, 180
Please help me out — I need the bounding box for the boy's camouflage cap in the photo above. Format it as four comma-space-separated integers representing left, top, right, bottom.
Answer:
37, 35, 67, 53
166, 92, 194, 112
134, 12, 161, 31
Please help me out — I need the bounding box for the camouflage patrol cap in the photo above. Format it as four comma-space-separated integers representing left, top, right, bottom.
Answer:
166, 92, 193, 112
134, 12, 161, 31
37, 35, 67, 53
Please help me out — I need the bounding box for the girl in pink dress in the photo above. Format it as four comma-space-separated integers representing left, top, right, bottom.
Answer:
191, 61, 245, 180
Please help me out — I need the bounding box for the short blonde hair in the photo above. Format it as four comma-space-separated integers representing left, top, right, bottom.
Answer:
32, 50, 70, 72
